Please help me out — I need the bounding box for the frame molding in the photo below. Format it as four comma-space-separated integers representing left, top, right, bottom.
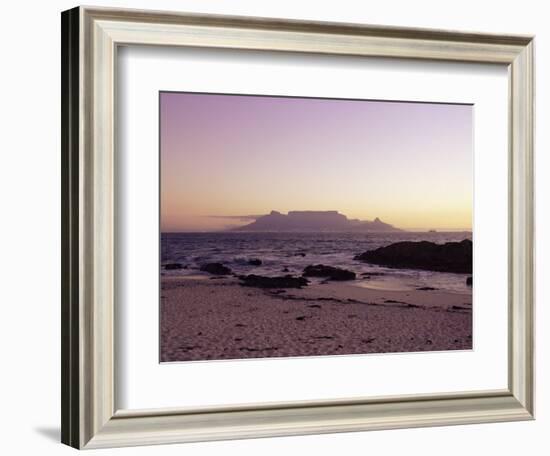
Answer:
61, 6, 534, 449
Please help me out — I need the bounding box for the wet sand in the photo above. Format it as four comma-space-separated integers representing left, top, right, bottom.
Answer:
160, 276, 472, 362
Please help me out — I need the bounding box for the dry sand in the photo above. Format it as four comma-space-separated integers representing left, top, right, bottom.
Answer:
160, 275, 472, 362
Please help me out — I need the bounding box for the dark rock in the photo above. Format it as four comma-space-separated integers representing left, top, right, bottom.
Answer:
451, 305, 470, 311
354, 239, 472, 274
180, 345, 201, 351
360, 271, 387, 279
282, 267, 290, 272
164, 263, 183, 270
238, 274, 309, 289
416, 286, 437, 291
200, 262, 232, 275
466, 276, 473, 286
248, 258, 262, 266
302, 264, 356, 281
269, 289, 286, 295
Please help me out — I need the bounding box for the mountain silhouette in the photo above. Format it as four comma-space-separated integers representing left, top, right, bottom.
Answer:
230, 210, 401, 232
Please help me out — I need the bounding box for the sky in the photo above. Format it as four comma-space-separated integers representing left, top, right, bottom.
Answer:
160, 92, 473, 232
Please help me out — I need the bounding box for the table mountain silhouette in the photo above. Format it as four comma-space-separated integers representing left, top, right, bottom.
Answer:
230, 211, 401, 232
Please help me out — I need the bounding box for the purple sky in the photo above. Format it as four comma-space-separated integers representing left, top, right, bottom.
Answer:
160, 92, 472, 232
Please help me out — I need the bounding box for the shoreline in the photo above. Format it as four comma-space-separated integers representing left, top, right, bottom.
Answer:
160, 276, 472, 362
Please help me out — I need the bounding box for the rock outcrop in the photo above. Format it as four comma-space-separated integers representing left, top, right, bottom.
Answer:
238, 274, 309, 288
200, 262, 232, 275
355, 239, 472, 274
164, 263, 184, 270
302, 264, 356, 281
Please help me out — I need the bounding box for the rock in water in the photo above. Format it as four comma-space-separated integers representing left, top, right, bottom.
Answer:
302, 264, 356, 281
164, 263, 183, 270
200, 263, 232, 275
355, 239, 472, 274
466, 276, 473, 286
239, 274, 309, 289
248, 258, 262, 266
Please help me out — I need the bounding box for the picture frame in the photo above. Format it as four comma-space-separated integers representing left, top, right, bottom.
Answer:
61, 5, 534, 449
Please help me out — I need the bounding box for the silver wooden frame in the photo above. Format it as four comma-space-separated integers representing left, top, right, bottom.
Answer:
61, 6, 535, 449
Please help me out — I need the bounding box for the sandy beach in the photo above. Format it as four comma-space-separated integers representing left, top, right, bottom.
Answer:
160, 275, 472, 362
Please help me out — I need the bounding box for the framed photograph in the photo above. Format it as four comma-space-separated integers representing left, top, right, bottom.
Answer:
61, 6, 534, 449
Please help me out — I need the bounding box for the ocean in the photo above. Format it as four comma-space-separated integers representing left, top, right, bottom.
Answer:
160, 231, 473, 293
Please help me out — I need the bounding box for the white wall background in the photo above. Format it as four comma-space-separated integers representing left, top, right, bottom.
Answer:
0, 0, 546, 454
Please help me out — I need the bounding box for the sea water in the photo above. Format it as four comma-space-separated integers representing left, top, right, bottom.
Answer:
161, 231, 472, 293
